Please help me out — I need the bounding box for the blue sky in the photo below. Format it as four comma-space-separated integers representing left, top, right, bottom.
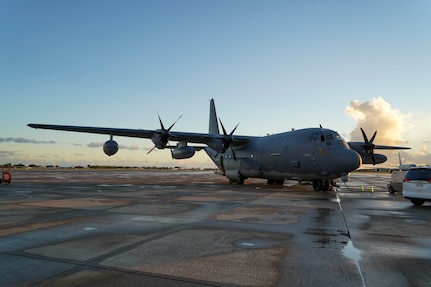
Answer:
1, 1, 430, 167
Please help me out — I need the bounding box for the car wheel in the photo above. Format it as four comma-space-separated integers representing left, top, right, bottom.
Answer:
388, 186, 395, 194
411, 199, 425, 206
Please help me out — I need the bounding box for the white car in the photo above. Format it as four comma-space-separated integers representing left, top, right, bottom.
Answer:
402, 166, 431, 206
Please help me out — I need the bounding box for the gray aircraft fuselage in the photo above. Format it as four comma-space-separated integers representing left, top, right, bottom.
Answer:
206, 128, 362, 185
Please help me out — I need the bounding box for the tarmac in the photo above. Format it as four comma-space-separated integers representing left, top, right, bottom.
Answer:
1, 169, 431, 287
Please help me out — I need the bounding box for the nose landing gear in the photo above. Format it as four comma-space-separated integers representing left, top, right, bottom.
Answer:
312, 179, 332, 191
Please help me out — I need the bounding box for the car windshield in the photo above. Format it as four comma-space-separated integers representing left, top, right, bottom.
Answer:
406, 169, 431, 180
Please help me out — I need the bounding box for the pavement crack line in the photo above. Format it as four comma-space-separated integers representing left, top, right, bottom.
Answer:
335, 191, 367, 287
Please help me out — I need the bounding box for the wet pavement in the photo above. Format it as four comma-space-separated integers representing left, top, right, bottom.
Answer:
1, 170, 431, 287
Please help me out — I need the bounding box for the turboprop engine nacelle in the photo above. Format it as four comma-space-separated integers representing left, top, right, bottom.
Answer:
171, 146, 195, 159
103, 140, 119, 156
362, 153, 387, 165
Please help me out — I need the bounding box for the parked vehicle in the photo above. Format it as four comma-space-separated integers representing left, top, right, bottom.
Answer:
387, 169, 406, 194
402, 166, 431, 206
1, 169, 11, 184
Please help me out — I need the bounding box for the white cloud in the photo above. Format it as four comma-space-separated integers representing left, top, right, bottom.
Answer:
346, 97, 412, 145
346, 97, 431, 166
0, 137, 55, 144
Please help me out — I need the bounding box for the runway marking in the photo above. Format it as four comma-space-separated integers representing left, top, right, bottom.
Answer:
337, 192, 367, 287
0, 220, 72, 236
21, 198, 130, 209
131, 215, 198, 224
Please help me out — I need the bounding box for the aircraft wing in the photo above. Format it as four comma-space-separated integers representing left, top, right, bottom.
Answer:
27, 123, 250, 146
348, 142, 411, 151
372, 144, 411, 150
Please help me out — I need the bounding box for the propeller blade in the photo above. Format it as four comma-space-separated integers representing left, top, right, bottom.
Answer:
219, 118, 228, 135
230, 123, 239, 136
360, 128, 369, 143
231, 147, 237, 161
157, 113, 165, 130
147, 146, 157, 154
167, 115, 183, 131
370, 131, 377, 143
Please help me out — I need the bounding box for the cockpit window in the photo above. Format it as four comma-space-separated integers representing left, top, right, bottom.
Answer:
308, 131, 344, 144
308, 132, 321, 142
325, 134, 334, 141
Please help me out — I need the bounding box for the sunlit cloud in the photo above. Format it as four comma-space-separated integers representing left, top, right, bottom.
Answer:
345, 97, 412, 145
87, 142, 102, 148
0, 137, 55, 144
346, 97, 431, 166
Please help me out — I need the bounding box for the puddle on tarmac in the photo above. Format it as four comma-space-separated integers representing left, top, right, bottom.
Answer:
83, 226, 96, 231
232, 238, 284, 249
405, 219, 427, 224
343, 240, 366, 286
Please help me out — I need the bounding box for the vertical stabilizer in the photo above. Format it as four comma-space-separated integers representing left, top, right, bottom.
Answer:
209, 98, 219, 135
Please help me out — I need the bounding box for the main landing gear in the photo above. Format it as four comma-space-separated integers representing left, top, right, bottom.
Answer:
229, 177, 245, 185
312, 179, 332, 191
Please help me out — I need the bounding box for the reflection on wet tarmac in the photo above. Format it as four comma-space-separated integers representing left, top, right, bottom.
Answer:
343, 240, 365, 286
2, 170, 431, 286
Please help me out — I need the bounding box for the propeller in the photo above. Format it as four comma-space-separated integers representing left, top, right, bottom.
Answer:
219, 118, 239, 160
360, 127, 377, 165
147, 114, 182, 154
158, 113, 182, 133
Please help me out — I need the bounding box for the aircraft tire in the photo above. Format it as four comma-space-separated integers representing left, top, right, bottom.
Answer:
312, 179, 323, 191
229, 177, 244, 185
275, 179, 285, 185
313, 179, 331, 191
267, 179, 284, 185
322, 180, 331, 191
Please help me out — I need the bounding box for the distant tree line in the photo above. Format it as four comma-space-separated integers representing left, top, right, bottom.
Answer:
1, 163, 216, 171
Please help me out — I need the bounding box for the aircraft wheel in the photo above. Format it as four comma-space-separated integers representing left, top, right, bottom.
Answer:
229, 177, 245, 185
312, 179, 323, 191
322, 180, 331, 191
275, 179, 285, 185
267, 179, 284, 185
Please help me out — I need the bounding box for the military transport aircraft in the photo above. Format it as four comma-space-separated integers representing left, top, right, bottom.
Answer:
28, 99, 410, 191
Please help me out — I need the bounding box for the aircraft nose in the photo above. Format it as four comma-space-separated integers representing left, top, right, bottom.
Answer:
344, 149, 362, 172
337, 149, 362, 173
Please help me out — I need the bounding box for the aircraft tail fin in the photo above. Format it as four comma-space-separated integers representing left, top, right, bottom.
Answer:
209, 99, 219, 135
